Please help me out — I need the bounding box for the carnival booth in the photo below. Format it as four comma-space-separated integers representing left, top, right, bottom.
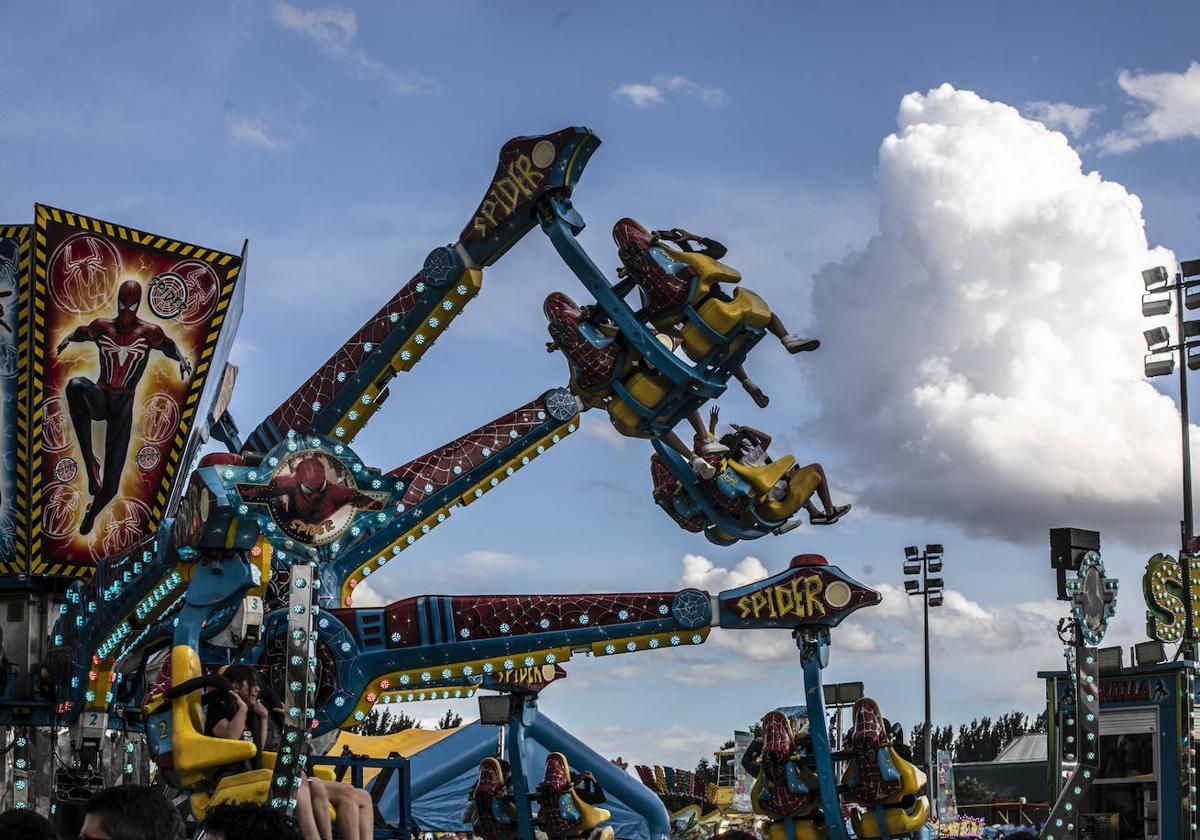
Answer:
1039, 660, 1194, 840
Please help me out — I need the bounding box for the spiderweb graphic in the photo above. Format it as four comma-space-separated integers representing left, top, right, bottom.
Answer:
267, 272, 426, 436
389, 396, 553, 507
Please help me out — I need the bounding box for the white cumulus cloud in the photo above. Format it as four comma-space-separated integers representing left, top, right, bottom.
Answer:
1024, 100, 1099, 138
1096, 62, 1200, 154
806, 83, 1182, 545
272, 2, 436, 96
613, 75, 729, 109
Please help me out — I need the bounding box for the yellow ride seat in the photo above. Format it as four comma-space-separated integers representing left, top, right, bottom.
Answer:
850, 794, 930, 840
727, 457, 822, 523
680, 288, 772, 360
728, 457, 796, 498
169, 645, 257, 788
607, 372, 672, 438
657, 246, 743, 288
538, 753, 611, 837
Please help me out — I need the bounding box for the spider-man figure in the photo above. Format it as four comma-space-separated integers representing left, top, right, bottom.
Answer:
239, 455, 383, 542
55, 279, 192, 535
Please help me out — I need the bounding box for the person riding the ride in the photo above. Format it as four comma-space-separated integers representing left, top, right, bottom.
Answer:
709, 407, 851, 529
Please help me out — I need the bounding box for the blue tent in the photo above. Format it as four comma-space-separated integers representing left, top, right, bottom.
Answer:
377, 715, 670, 840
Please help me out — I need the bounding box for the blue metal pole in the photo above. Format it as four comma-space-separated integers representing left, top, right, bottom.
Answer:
798, 630, 849, 840
506, 693, 538, 840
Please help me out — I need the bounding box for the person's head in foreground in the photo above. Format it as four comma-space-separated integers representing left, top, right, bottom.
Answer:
80, 785, 184, 840
202, 802, 304, 840
0, 806, 57, 840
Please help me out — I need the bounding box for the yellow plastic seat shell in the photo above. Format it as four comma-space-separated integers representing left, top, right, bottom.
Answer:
760, 465, 822, 522
546, 753, 611, 835
681, 288, 772, 360
607, 372, 672, 438
169, 646, 257, 787
764, 819, 828, 840
656, 245, 743, 287
850, 795, 931, 839
727, 456, 796, 498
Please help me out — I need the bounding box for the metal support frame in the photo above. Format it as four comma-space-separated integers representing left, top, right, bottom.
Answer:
1041, 635, 1099, 840
505, 691, 539, 840
268, 561, 318, 813
797, 628, 850, 840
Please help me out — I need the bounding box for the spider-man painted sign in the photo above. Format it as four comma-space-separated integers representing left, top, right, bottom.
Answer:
237, 449, 386, 546
29, 205, 243, 577
0, 226, 26, 576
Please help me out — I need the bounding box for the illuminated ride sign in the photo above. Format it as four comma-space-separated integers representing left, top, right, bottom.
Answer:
1144, 552, 1200, 642
716, 554, 881, 630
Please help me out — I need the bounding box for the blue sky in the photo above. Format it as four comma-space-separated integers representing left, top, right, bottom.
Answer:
4, 1, 1200, 769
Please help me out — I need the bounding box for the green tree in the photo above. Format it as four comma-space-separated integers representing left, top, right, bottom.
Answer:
354, 707, 420, 736
694, 757, 715, 786
955, 775, 996, 805
437, 708, 463, 729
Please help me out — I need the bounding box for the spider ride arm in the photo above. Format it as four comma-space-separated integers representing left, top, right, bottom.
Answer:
242, 128, 600, 455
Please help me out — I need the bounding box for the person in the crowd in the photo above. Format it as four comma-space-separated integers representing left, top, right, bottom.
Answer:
203, 665, 322, 840
79, 785, 184, 840
259, 676, 375, 840
201, 802, 304, 840
0, 807, 57, 840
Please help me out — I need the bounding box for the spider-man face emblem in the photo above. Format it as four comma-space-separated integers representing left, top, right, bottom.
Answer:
236, 449, 384, 546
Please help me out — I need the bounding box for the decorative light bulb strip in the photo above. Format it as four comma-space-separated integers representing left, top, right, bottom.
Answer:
268, 562, 318, 814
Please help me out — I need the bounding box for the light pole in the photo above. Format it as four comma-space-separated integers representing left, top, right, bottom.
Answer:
1142, 258, 1200, 657
903, 543, 944, 809
1141, 258, 1200, 551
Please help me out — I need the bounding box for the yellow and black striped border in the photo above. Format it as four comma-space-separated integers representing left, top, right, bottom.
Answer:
0, 225, 29, 578
29, 205, 243, 578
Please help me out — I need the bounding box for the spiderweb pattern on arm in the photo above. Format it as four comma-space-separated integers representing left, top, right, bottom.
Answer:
388, 396, 550, 507
263, 272, 425, 438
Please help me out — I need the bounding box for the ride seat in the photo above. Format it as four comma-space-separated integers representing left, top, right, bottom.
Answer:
536, 753, 611, 839
169, 646, 258, 788
841, 698, 929, 840
607, 372, 671, 438
658, 247, 742, 288
472, 758, 518, 840
727, 457, 795, 498
680, 288, 772, 360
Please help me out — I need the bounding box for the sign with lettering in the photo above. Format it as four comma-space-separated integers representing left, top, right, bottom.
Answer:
481, 663, 566, 693
1054, 675, 1172, 707
1144, 552, 1199, 642
716, 558, 880, 630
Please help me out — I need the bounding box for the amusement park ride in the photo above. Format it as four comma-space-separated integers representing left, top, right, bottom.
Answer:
0, 126, 930, 839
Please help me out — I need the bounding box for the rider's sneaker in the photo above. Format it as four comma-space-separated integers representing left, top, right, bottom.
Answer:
691, 457, 717, 480
773, 519, 802, 535
701, 439, 729, 455
810, 503, 852, 525
768, 479, 789, 502
782, 334, 820, 354
743, 379, 770, 408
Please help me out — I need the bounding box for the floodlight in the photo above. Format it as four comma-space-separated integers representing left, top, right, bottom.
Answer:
1142, 293, 1173, 317
1188, 288, 1200, 311
928, 591, 944, 607
823, 681, 865, 706
903, 561, 921, 575
927, 558, 943, 573
1186, 320, 1200, 339
904, 546, 919, 560
477, 694, 513, 726
1133, 639, 1167, 666
1097, 646, 1124, 673
1190, 348, 1200, 371
1145, 355, 1176, 378
1144, 326, 1172, 350
1143, 266, 1170, 289
926, 577, 944, 590
904, 580, 921, 594
1182, 259, 1200, 279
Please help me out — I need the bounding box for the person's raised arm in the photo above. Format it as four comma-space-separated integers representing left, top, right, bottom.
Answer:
731, 423, 771, 449
211, 692, 249, 740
